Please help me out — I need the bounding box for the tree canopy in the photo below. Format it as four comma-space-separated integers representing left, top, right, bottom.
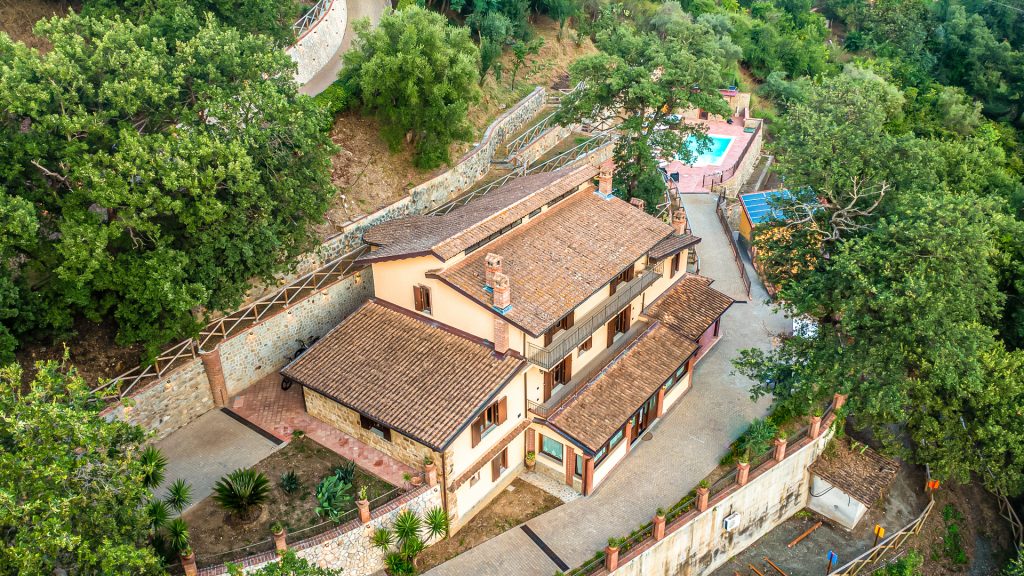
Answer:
0, 10, 335, 361
340, 7, 481, 169
0, 359, 164, 575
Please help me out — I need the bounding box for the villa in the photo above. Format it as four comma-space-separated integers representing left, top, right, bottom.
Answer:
281, 161, 733, 530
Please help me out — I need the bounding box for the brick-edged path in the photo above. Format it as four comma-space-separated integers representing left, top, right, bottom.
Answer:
424, 194, 789, 575
230, 375, 416, 487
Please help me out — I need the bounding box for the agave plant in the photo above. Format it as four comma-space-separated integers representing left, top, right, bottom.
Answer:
280, 470, 302, 495
333, 461, 357, 485
314, 474, 353, 522
145, 499, 171, 533
213, 468, 270, 521
165, 518, 191, 554
139, 446, 168, 489
164, 479, 193, 513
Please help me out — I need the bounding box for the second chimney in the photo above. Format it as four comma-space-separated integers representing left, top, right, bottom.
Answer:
629, 197, 646, 211
492, 272, 511, 354
485, 253, 503, 289
598, 161, 614, 197
672, 209, 688, 235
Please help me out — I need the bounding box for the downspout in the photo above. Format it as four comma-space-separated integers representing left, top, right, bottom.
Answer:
440, 450, 450, 520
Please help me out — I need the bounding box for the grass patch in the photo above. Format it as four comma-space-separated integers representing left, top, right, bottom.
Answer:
940, 505, 969, 565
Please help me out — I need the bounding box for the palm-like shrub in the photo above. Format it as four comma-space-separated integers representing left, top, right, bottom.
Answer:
280, 470, 302, 495
737, 418, 779, 460
315, 474, 353, 522
372, 508, 448, 575
213, 468, 270, 521
424, 506, 449, 540
165, 518, 191, 554
164, 479, 193, 513
145, 499, 171, 533
139, 446, 168, 489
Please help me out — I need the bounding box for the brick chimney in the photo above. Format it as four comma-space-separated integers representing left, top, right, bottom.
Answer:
598, 160, 614, 197
491, 272, 511, 354
672, 209, 688, 235
629, 197, 646, 211
484, 253, 502, 289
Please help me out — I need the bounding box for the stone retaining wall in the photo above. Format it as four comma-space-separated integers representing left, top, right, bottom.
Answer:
198, 485, 443, 575
509, 123, 578, 169
721, 120, 765, 199
102, 358, 213, 437
287, 0, 348, 85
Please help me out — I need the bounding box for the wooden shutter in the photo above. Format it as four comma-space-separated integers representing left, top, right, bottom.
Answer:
563, 354, 572, 382
471, 417, 481, 448
497, 397, 507, 424
544, 330, 553, 346
565, 311, 575, 329
413, 286, 424, 311
491, 454, 501, 481
543, 370, 554, 401
623, 305, 632, 332
607, 317, 617, 347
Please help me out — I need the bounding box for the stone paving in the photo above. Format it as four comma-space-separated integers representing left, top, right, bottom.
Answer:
520, 470, 583, 504
424, 193, 790, 575
229, 374, 416, 487
155, 409, 279, 511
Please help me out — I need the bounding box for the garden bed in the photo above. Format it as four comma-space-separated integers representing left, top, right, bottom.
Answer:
417, 479, 563, 571
183, 436, 397, 565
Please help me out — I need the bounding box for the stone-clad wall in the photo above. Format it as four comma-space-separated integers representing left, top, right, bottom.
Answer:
286, 0, 347, 85
611, 425, 833, 576
102, 359, 213, 438
722, 121, 765, 199
510, 123, 578, 169
199, 485, 443, 575
218, 271, 373, 396
304, 389, 435, 469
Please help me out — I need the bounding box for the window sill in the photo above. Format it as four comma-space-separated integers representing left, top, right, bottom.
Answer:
540, 451, 563, 464
479, 423, 498, 441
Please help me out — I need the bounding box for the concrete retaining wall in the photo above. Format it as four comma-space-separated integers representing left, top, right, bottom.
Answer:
612, 426, 833, 576
287, 0, 348, 85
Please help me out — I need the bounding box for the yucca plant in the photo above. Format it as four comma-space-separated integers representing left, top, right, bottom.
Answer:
139, 446, 168, 489
145, 499, 171, 533
165, 518, 191, 554
213, 468, 270, 521
280, 470, 302, 495
371, 527, 394, 552
164, 479, 193, 513
424, 506, 449, 540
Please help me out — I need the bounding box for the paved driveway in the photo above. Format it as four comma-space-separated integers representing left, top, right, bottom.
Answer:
425, 193, 789, 575
299, 0, 391, 96
154, 409, 280, 511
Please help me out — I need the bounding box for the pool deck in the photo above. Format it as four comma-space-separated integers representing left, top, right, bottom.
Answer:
664, 119, 754, 193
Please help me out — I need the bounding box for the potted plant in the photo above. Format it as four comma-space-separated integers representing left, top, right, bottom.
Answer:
423, 455, 437, 485
525, 450, 537, 471
655, 507, 665, 520
410, 472, 423, 487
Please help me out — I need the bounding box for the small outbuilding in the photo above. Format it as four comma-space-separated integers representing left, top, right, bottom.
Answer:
737, 189, 793, 245
808, 440, 900, 530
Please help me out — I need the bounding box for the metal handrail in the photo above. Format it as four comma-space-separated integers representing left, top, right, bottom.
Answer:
293, 0, 332, 38
701, 119, 762, 189
526, 268, 661, 370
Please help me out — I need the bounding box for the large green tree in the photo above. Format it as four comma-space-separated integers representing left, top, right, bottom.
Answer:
0, 359, 164, 574
556, 16, 734, 206
341, 7, 481, 169
0, 11, 335, 356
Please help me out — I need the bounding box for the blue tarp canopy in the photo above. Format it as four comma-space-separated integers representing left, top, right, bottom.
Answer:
740, 190, 793, 225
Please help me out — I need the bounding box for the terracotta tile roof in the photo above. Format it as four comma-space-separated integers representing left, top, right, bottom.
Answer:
357, 166, 598, 264
811, 440, 900, 508
433, 192, 674, 336
448, 420, 531, 491
546, 274, 733, 452
548, 322, 697, 452
648, 234, 700, 261
280, 300, 525, 450
644, 275, 734, 340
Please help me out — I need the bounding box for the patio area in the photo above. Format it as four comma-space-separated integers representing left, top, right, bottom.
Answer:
663, 119, 756, 194
228, 373, 416, 487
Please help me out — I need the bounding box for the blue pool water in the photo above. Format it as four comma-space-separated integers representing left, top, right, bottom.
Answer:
679, 135, 733, 166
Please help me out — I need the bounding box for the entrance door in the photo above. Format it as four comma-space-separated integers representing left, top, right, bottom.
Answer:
631, 394, 659, 442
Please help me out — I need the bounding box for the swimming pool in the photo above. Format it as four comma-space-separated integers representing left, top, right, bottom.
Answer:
678, 134, 733, 166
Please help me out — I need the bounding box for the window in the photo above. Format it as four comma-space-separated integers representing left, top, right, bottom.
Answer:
540, 435, 563, 462
675, 361, 688, 380
594, 446, 607, 465
664, 374, 676, 392
609, 266, 635, 295
606, 306, 632, 347
544, 312, 575, 346
578, 337, 593, 356
359, 414, 392, 442
609, 428, 624, 449
543, 355, 572, 401
529, 207, 542, 218
413, 285, 432, 314
470, 397, 507, 448
574, 454, 584, 478
469, 471, 481, 487
491, 448, 508, 482
670, 252, 681, 278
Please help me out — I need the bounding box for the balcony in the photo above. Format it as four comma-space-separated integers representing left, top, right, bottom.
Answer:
528, 320, 650, 419
526, 266, 662, 371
